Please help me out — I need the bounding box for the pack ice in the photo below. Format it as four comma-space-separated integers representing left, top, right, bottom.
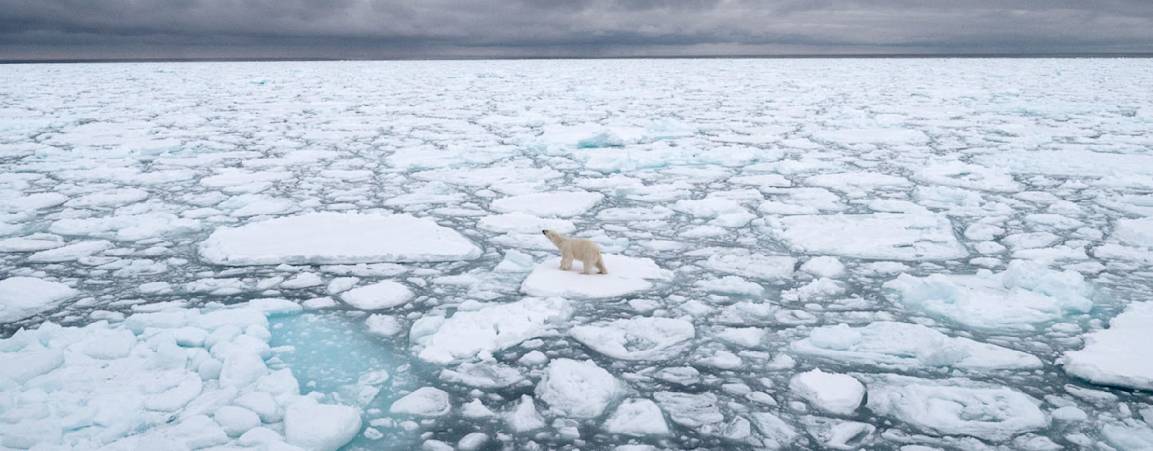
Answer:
3, 59, 1153, 450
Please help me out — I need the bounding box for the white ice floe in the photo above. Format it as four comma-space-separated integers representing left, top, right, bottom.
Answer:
285, 398, 362, 451
770, 214, 967, 261
490, 191, 604, 217
50, 212, 200, 241
788, 369, 865, 415
790, 322, 1042, 371
340, 281, 415, 310
653, 392, 724, 430
0, 276, 78, 323
410, 297, 572, 364
569, 317, 695, 361
199, 212, 482, 265
0, 234, 65, 252
603, 399, 670, 436
701, 252, 796, 281
0, 299, 360, 450
884, 260, 1094, 333
439, 362, 524, 389
1062, 301, 1153, 391
27, 240, 113, 263
695, 276, 765, 296
477, 212, 576, 234
535, 359, 622, 419
390, 387, 451, 417
800, 256, 845, 278
521, 254, 672, 299
864, 375, 1049, 441
913, 161, 1022, 193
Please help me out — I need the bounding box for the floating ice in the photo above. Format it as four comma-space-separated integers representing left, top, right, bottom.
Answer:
788, 369, 865, 415
791, 322, 1042, 371
570, 317, 695, 361
0, 276, 78, 323
50, 212, 199, 241
490, 191, 604, 217
701, 252, 796, 281
521, 255, 673, 299
390, 387, 451, 417
770, 214, 968, 261
603, 399, 670, 436
199, 212, 482, 265
1062, 302, 1153, 391
884, 260, 1094, 333
340, 281, 415, 310
285, 398, 362, 451
477, 212, 576, 234
865, 375, 1049, 441
410, 297, 572, 364
536, 359, 622, 419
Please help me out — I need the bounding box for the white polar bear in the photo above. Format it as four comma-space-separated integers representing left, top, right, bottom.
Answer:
542, 229, 607, 275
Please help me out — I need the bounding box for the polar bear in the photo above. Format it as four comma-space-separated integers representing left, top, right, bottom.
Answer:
542, 229, 607, 275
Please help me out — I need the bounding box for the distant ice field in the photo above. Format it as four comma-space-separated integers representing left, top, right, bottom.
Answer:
2, 59, 1153, 450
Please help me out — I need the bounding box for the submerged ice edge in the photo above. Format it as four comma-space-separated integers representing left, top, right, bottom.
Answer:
2, 59, 1153, 450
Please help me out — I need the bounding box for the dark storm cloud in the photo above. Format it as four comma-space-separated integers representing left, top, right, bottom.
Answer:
1, 0, 1152, 59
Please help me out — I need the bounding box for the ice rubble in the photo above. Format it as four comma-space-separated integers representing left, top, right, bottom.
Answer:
535, 359, 622, 419
410, 297, 572, 364
0, 299, 361, 450
769, 214, 968, 261
788, 369, 865, 415
490, 191, 604, 217
199, 212, 482, 265
340, 281, 415, 310
0, 276, 78, 323
884, 260, 1094, 333
1062, 302, 1153, 391
790, 322, 1042, 371
520, 254, 673, 299
864, 375, 1049, 441
569, 317, 695, 360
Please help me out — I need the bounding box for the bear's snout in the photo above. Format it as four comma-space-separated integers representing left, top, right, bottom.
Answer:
541, 230, 548, 235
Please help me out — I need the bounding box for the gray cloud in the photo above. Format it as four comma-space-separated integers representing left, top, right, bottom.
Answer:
2, 0, 1152, 59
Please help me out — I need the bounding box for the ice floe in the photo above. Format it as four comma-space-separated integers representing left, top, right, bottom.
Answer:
864, 375, 1049, 441
199, 212, 482, 265
410, 297, 572, 363
770, 214, 968, 261
0, 276, 78, 323
791, 322, 1042, 371
569, 317, 695, 360
535, 358, 622, 419
1062, 301, 1153, 391
884, 260, 1094, 333
520, 254, 673, 299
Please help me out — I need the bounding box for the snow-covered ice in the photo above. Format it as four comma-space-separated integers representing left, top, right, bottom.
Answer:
1062, 302, 1153, 391
199, 212, 482, 265
521, 254, 673, 299
3, 59, 1151, 449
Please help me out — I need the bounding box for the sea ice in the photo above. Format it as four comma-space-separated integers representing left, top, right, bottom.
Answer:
340, 281, 415, 310
1062, 301, 1153, 391
490, 191, 603, 217
603, 399, 670, 436
199, 212, 482, 265
865, 375, 1049, 441
535, 358, 623, 419
770, 214, 968, 261
390, 387, 452, 417
788, 369, 865, 415
0, 276, 78, 323
569, 317, 695, 360
410, 297, 572, 363
790, 322, 1042, 371
521, 254, 673, 299
884, 260, 1094, 332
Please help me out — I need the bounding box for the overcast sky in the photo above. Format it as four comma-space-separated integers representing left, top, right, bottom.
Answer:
2, 0, 1152, 60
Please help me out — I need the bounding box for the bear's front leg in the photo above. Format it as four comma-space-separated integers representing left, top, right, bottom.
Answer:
560, 255, 573, 271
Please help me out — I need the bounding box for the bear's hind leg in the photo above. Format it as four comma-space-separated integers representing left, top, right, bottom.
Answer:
595, 257, 607, 275
581, 257, 596, 274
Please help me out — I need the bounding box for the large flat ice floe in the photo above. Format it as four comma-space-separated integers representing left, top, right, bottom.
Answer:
1062, 302, 1153, 391
569, 317, 695, 361
0, 276, 78, 323
769, 214, 968, 261
521, 255, 674, 299
791, 322, 1042, 371
0, 300, 361, 450
864, 375, 1049, 442
884, 260, 1094, 333
410, 297, 572, 364
199, 212, 482, 265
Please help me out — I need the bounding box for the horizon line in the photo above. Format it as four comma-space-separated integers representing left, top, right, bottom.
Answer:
4, 52, 1153, 64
